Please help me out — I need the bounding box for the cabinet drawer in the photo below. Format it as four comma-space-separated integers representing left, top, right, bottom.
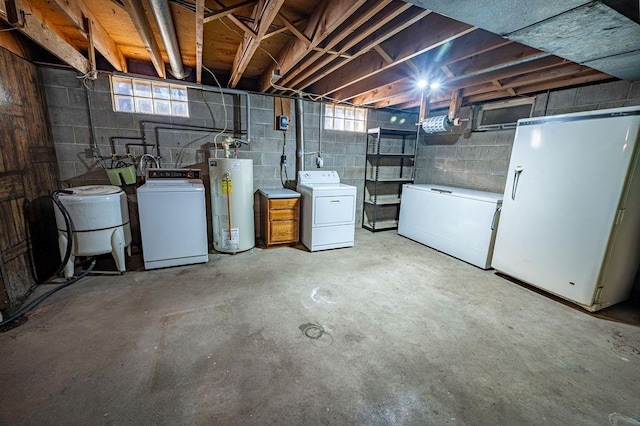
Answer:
270, 208, 297, 221
270, 220, 298, 243
269, 198, 299, 210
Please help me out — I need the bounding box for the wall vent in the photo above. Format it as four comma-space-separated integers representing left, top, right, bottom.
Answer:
475, 97, 535, 130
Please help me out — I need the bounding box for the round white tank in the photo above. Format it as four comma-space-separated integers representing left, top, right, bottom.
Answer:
209, 158, 255, 253
54, 185, 131, 277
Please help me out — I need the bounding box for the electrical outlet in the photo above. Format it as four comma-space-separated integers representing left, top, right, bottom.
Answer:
276, 115, 289, 131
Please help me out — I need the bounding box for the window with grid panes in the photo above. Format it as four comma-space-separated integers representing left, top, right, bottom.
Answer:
110, 76, 189, 117
324, 104, 367, 132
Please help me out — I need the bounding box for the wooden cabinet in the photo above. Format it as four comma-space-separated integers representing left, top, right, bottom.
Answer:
259, 190, 300, 247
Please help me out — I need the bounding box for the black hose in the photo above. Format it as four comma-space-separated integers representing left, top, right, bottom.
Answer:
0, 189, 88, 330
51, 189, 74, 277
0, 260, 96, 330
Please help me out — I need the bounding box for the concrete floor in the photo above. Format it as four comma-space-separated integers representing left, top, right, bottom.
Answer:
1, 230, 639, 425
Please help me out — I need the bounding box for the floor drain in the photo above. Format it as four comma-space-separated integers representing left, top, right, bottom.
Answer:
299, 322, 334, 346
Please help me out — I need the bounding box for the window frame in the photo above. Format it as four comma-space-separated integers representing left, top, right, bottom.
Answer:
110, 76, 189, 117
324, 103, 367, 133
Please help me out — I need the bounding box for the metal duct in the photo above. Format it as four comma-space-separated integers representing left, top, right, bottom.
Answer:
295, 94, 305, 178
148, 0, 187, 80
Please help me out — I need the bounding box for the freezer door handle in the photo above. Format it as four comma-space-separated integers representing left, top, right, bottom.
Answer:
511, 166, 524, 200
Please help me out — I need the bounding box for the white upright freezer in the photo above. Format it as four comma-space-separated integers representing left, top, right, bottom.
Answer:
398, 184, 502, 269
492, 106, 640, 311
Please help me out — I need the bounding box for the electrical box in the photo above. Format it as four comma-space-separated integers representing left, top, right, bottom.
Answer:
276, 115, 289, 131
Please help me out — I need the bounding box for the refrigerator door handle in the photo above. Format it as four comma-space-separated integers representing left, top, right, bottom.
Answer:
511, 166, 524, 200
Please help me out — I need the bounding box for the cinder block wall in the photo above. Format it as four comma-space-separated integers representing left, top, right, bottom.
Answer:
40, 67, 417, 226
414, 80, 640, 194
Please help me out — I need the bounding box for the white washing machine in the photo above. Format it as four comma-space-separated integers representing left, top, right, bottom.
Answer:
297, 170, 357, 252
137, 168, 208, 270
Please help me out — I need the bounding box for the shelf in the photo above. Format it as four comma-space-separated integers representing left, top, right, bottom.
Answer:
366, 153, 415, 159
363, 127, 417, 233
365, 178, 414, 184
364, 198, 401, 206
367, 128, 417, 137
362, 220, 399, 232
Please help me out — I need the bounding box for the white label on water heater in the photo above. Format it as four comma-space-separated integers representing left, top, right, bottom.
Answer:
222, 228, 239, 249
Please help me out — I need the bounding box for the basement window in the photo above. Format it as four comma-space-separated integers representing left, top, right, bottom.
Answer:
110, 76, 189, 117
324, 104, 367, 132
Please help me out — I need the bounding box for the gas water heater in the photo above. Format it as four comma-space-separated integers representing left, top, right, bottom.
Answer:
209, 158, 255, 253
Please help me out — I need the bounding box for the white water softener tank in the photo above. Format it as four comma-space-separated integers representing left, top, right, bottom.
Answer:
54, 185, 131, 278
209, 158, 255, 253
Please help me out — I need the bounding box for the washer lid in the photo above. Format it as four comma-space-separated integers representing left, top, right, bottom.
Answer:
67, 185, 123, 196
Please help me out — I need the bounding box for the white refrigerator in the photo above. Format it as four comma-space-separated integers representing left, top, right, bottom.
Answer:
492, 106, 640, 311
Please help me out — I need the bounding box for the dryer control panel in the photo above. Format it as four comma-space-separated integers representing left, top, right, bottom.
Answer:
147, 168, 200, 180
298, 170, 340, 184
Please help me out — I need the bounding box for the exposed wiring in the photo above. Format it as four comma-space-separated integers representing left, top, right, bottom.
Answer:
280, 130, 289, 187
139, 153, 160, 176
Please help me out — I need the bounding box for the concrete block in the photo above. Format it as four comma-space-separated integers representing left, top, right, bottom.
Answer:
91, 75, 111, 93
93, 111, 136, 130
628, 82, 640, 101
624, 99, 640, 107
547, 88, 577, 109
73, 126, 92, 145
48, 107, 89, 126
44, 86, 69, 108
435, 146, 456, 159
548, 106, 593, 116
490, 159, 509, 174
253, 165, 277, 179
457, 145, 482, 160
467, 131, 495, 145
50, 125, 75, 144
57, 161, 77, 180
345, 142, 365, 155
575, 80, 631, 106
68, 88, 88, 109
54, 143, 87, 163
89, 91, 114, 111
252, 108, 273, 125
40, 67, 83, 88
597, 101, 627, 110
493, 130, 516, 146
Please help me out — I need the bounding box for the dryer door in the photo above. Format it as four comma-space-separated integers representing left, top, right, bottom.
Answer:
314, 194, 355, 225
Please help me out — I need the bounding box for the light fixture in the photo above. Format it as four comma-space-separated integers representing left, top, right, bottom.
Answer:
429, 81, 441, 90
417, 79, 428, 89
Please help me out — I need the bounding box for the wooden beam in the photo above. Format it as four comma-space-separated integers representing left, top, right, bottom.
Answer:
263, 17, 306, 39
373, 45, 393, 64
277, 13, 309, 44
259, 0, 367, 91
196, 0, 204, 83
448, 89, 462, 119
121, 0, 166, 78
310, 14, 475, 97
286, 5, 427, 89
277, 0, 394, 86
228, 0, 285, 87
330, 29, 509, 101
203, 0, 255, 24
212, 0, 257, 37
12, 0, 89, 74
49, 0, 127, 72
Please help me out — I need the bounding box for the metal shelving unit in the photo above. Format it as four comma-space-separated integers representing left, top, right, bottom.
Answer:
362, 127, 417, 232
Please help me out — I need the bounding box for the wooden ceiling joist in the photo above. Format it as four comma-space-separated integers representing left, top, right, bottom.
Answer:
228, 0, 286, 87
310, 14, 475, 97
49, 0, 127, 72
331, 29, 511, 102
276, 0, 395, 87
287, 5, 429, 91
195, 0, 205, 83
121, 0, 166, 78
212, 0, 257, 38
277, 13, 309, 44
203, 0, 256, 24
11, 0, 90, 74
259, 0, 367, 92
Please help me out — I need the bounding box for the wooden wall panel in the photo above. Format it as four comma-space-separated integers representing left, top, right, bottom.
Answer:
0, 47, 61, 310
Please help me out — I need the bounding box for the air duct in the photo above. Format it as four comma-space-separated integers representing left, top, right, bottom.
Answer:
148, 0, 187, 79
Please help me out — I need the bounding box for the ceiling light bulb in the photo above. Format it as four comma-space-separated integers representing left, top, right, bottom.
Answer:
417, 79, 428, 89
430, 81, 441, 90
